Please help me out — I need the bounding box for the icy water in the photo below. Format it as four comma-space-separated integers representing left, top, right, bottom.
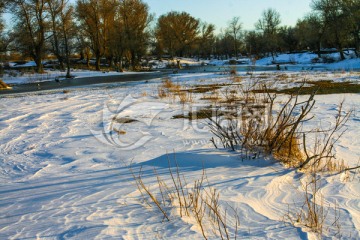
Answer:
0, 65, 327, 95
0, 71, 168, 95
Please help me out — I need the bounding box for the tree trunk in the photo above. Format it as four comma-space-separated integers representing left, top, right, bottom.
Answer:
353, 31, 359, 58
339, 48, 345, 60
95, 55, 101, 71
131, 50, 136, 70
317, 42, 322, 58
35, 57, 43, 73
63, 27, 71, 78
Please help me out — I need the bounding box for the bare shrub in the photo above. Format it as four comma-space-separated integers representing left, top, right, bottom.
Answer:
299, 101, 352, 171
207, 80, 351, 169
208, 82, 314, 166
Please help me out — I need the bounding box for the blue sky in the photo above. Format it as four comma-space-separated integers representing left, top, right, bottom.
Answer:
144, 0, 313, 31
3, 0, 313, 32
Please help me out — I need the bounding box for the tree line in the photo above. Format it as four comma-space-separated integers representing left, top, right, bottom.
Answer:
0, 0, 359, 74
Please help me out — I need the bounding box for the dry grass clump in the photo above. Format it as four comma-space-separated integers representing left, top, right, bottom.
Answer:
232, 76, 243, 83
229, 67, 237, 75
276, 73, 289, 81
173, 108, 215, 120
112, 117, 137, 124
157, 78, 193, 104
186, 84, 224, 94
113, 128, 126, 135
130, 156, 239, 239
177, 91, 193, 105
0, 79, 10, 89
257, 73, 270, 79
200, 90, 221, 104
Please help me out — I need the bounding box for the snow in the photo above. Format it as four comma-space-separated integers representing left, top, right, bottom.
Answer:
0, 71, 359, 239
149, 57, 207, 69
255, 52, 319, 65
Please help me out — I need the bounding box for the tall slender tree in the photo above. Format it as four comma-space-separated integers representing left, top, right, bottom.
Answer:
255, 8, 281, 59
46, 0, 75, 76
227, 17, 242, 59
198, 22, 215, 59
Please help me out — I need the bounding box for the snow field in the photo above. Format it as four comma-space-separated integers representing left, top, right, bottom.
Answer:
0, 72, 359, 239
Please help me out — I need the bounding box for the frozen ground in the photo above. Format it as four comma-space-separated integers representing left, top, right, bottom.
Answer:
0, 71, 359, 239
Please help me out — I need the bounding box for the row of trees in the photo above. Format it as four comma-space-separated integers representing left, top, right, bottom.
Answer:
0, 0, 360, 73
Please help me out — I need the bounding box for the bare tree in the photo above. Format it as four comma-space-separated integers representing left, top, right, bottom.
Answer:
46, 0, 75, 78
76, 0, 117, 71
0, 2, 6, 53
341, 0, 360, 57
59, 0, 75, 78
311, 0, 349, 60
47, 0, 65, 69
295, 13, 326, 57
8, 0, 48, 73
118, 0, 152, 70
255, 8, 281, 59
227, 17, 242, 59
198, 22, 215, 59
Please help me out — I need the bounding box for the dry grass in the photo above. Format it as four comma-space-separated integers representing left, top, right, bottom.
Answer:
229, 67, 237, 75
113, 128, 126, 135
255, 80, 360, 95
173, 108, 215, 120
112, 117, 137, 124
158, 78, 193, 104
185, 84, 223, 94
0, 79, 10, 89
178, 91, 193, 105
276, 73, 289, 81
284, 173, 341, 237
130, 156, 239, 239
232, 76, 243, 83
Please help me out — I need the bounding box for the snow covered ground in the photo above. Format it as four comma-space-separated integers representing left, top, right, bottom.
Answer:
0, 71, 359, 239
